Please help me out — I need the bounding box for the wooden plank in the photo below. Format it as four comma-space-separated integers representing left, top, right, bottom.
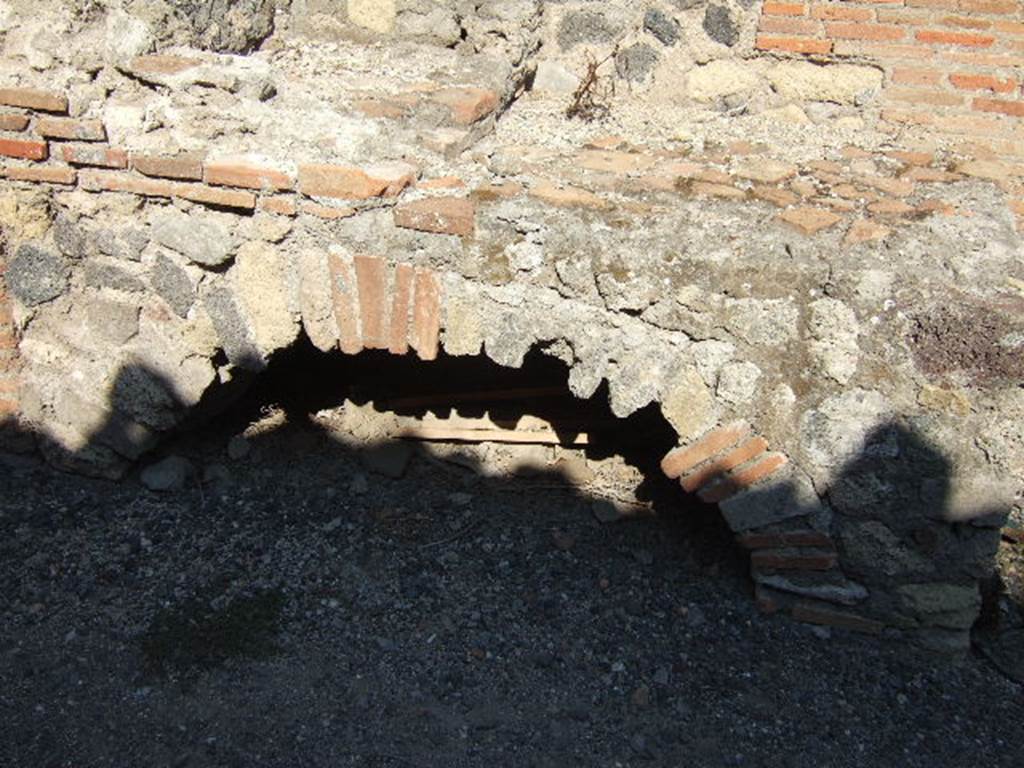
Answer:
397, 425, 589, 445
384, 386, 568, 409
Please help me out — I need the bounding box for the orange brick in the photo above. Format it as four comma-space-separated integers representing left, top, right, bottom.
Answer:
660, 421, 752, 479
756, 35, 834, 54
428, 87, 499, 125
916, 29, 995, 46
833, 41, 935, 58
354, 255, 388, 350
176, 183, 255, 210
699, 453, 789, 503
328, 252, 362, 355
950, 73, 1018, 93
299, 163, 415, 200
827, 22, 906, 40
875, 7, 932, 23
680, 436, 769, 493
0, 397, 18, 415
994, 20, 1024, 35
0, 114, 29, 132
35, 117, 106, 141
957, 0, 1016, 11
0, 87, 67, 113
692, 181, 746, 199
940, 15, 992, 30
205, 161, 294, 191
868, 198, 916, 214
973, 98, 1024, 116
132, 153, 204, 180
844, 218, 891, 244
0, 138, 46, 160
777, 206, 843, 234
411, 268, 440, 361
388, 263, 414, 355
763, 2, 807, 15
940, 51, 1024, 67
891, 67, 944, 86
2, 165, 76, 185
530, 182, 611, 210
258, 195, 298, 216
62, 144, 127, 168
79, 169, 174, 198
417, 176, 466, 190
811, 4, 874, 20
393, 197, 475, 237
903, 166, 960, 181
750, 185, 799, 207
759, 17, 822, 35
886, 87, 966, 106
907, 0, 957, 7
299, 201, 357, 219
129, 54, 201, 75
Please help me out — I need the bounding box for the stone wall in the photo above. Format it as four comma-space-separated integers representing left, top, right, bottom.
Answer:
0, 0, 1022, 652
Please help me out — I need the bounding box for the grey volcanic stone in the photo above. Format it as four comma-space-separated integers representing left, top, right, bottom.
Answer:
53, 214, 88, 259
703, 4, 738, 46
150, 254, 195, 317
615, 43, 659, 82
151, 210, 232, 267
174, 0, 275, 53
140, 455, 193, 492
84, 261, 146, 293
557, 10, 620, 50
203, 285, 264, 370
672, 0, 706, 8
6, 245, 69, 306
644, 8, 679, 46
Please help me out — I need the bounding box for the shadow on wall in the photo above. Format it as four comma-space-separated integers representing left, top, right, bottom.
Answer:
0, 343, 1019, 651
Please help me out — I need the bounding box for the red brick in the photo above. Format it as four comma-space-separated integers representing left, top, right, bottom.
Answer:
61, 145, 127, 168
756, 35, 834, 54
972, 97, 1024, 116
0, 398, 18, 415
429, 87, 499, 125
698, 453, 789, 503
750, 549, 838, 571
737, 531, 835, 549
755, 584, 785, 615
891, 67, 944, 86
176, 183, 255, 211
692, 181, 745, 200
78, 169, 174, 198
205, 161, 293, 191
888, 150, 935, 167
750, 185, 799, 208
940, 51, 1024, 67
994, 20, 1024, 35
777, 206, 843, 234
259, 195, 298, 216
680, 436, 769, 493
299, 202, 357, 220
132, 153, 204, 180
393, 197, 475, 237
35, 118, 106, 141
903, 166, 959, 181
352, 98, 412, 120
0, 87, 67, 113
907, 0, 957, 7
916, 29, 995, 46
389, 263, 414, 355
328, 253, 362, 355
411, 268, 440, 362
661, 421, 752, 479
875, 7, 933, 23
354, 255, 388, 350
791, 603, 884, 635
759, 17, 821, 35
868, 198, 916, 215
0, 138, 46, 161
826, 22, 905, 40
763, 2, 807, 15
0, 114, 30, 132
2, 165, 76, 185
950, 73, 1018, 93
299, 163, 416, 199
530, 182, 611, 210
811, 4, 874, 20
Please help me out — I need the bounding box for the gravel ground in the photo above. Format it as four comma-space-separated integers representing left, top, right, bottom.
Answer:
2, 416, 1023, 768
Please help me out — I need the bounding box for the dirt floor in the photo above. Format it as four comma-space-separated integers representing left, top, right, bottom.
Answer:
2, 354, 1023, 767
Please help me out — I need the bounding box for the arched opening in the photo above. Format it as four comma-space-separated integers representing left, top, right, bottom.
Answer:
165, 333, 747, 584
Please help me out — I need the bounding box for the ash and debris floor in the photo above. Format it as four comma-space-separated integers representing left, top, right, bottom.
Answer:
1, 420, 1022, 768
